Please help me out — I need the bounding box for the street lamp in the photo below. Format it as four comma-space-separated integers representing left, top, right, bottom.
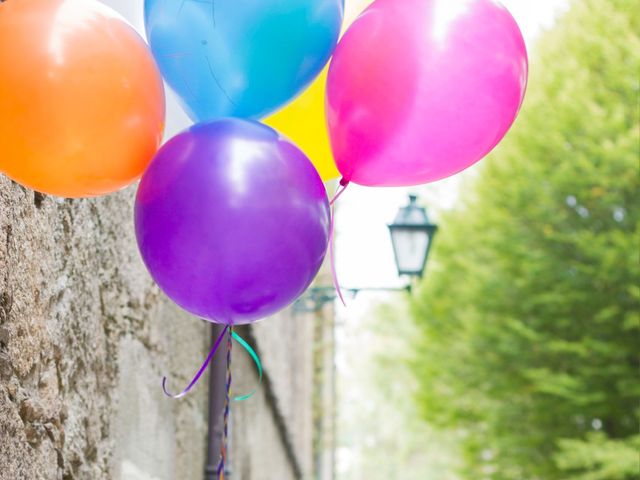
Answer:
387, 194, 438, 278
294, 194, 438, 313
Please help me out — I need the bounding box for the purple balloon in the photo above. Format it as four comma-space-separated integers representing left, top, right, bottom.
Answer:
135, 119, 330, 325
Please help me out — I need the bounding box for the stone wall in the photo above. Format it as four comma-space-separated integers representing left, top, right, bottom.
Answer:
0, 177, 329, 480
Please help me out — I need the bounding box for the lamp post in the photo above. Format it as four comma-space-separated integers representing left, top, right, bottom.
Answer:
295, 194, 438, 313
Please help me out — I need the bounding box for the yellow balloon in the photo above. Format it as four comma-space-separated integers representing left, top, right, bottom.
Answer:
264, 0, 374, 181
265, 68, 337, 180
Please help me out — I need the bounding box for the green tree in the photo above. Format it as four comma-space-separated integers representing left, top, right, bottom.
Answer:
409, 0, 640, 478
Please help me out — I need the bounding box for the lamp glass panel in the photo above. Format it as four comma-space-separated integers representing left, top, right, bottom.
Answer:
391, 228, 429, 274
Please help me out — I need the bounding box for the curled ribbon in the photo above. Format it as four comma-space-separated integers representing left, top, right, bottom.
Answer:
162, 325, 262, 401
231, 330, 262, 401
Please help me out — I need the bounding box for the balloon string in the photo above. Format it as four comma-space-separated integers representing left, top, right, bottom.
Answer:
161, 326, 262, 401
329, 179, 349, 307
215, 330, 262, 479
330, 178, 349, 206
217, 327, 233, 479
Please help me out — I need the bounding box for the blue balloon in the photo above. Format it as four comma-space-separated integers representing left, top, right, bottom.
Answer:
144, 0, 343, 121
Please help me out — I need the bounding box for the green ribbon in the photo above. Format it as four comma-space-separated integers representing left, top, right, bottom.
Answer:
232, 330, 263, 402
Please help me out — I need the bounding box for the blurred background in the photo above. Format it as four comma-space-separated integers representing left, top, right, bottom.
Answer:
333, 0, 639, 478
0, 1, 636, 480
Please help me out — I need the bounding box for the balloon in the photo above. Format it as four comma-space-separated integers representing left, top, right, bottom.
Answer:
326, 0, 528, 187
264, 69, 339, 181
135, 119, 330, 325
263, 0, 374, 182
0, 0, 165, 198
144, 0, 343, 121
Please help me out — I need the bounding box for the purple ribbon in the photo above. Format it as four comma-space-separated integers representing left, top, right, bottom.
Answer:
162, 325, 229, 399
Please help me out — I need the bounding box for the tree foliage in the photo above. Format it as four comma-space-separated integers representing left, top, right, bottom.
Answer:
409, 0, 639, 478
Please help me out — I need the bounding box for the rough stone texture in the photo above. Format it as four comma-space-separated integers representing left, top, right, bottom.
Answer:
0, 178, 211, 480
0, 176, 330, 480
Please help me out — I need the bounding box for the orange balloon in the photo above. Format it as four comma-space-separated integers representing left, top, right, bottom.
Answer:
0, 0, 165, 198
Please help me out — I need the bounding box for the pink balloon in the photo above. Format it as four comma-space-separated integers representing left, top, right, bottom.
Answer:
326, 0, 528, 186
